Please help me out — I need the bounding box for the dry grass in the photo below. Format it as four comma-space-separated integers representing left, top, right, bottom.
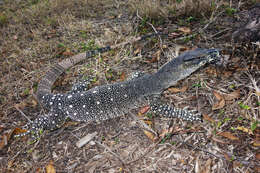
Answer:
128, 0, 214, 19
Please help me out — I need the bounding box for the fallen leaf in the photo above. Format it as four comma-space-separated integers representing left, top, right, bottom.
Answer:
256, 153, 260, 160
253, 128, 260, 147
203, 114, 215, 123
223, 71, 233, 77
134, 47, 141, 55
211, 137, 229, 144
0, 127, 3, 134
168, 85, 188, 93
36, 168, 42, 173
169, 32, 180, 38
233, 161, 241, 168
201, 158, 212, 173
236, 68, 248, 72
223, 90, 240, 101
13, 127, 27, 135
143, 120, 153, 126
120, 72, 126, 81
62, 48, 73, 56
223, 152, 231, 161
108, 15, 116, 19
195, 155, 201, 173
180, 159, 185, 164
159, 127, 174, 138
178, 27, 191, 34
236, 126, 253, 135
32, 99, 38, 107
218, 132, 239, 140
143, 130, 156, 141
15, 102, 28, 110
138, 106, 150, 115
212, 99, 225, 110
64, 121, 79, 128
255, 166, 260, 173
162, 44, 168, 49
205, 67, 217, 76
149, 50, 161, 63
13, 35, 18, 40
0, 129, 14, 150
174, 45, 189, 56
253, 140, 260, 147
212, 91, 225, 110
213, 91, 223, 101
7, 160, 14, 169
46, 160, 56, 173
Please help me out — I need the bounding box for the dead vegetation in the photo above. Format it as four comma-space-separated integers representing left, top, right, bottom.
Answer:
0, 0, 259, 172
128, 0, 214, 19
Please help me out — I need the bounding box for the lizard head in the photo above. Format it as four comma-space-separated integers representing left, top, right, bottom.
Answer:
182, 48, 221, 68
155, 48, 221, 88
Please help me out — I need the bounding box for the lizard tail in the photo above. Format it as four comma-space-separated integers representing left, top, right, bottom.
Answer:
36, 47, 111, 101
36, 32, 164, 102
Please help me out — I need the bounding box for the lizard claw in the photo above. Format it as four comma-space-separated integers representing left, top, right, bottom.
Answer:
15, 121, 43, 143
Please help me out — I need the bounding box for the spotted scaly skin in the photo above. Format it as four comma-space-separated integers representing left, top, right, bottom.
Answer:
16, 44, 220, 139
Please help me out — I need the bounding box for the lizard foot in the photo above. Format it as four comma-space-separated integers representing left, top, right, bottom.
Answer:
150, 103, 202, 122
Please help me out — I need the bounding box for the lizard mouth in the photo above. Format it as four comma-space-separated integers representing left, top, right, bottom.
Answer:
183, 48, 221, 65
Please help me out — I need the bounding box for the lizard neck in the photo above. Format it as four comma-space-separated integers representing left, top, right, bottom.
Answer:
128, 73, 165, 96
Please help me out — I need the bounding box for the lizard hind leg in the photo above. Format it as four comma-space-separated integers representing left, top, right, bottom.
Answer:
15, 110, 67, 140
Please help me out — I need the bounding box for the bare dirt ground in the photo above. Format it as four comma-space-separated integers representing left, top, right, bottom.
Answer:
0, 0, 259, 172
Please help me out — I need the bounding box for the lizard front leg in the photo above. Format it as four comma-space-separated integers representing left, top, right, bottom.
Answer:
150, 102, 202, 122
67, 77, 94, 94
127, 71, 145, 80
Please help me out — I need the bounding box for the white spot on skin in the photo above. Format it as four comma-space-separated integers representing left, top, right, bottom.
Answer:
52, 121, 55, 124
124, 94, 127, 98
110, 98, 113, 101
92, 90, 97, 93
66, 111, 69, 114
42, 96, 45, 99
58, 98, 61, 101
52, 96, 55, 100
50, 102, 53, 105
86, 112, 89, 115
81, 93, 84, 96
68, 95, 72, 99
58, 103, 61, 106
120, 84, 124, 87
74, 113, 77, 116
69, 105, 73, 108
96, 101, 100, 105
83, 105, 86, 108
108, 87, 111, 90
